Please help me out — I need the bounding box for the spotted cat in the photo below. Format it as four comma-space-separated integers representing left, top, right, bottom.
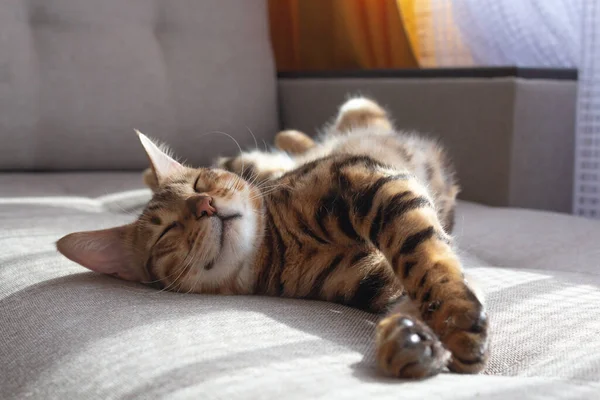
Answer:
57, 98, 488, 378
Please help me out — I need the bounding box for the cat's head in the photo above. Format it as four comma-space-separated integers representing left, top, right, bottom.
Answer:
56, 131, 263, 293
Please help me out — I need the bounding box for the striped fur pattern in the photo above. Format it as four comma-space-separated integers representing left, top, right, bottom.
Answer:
217, 98, 459, 233
57, 98, 489, 379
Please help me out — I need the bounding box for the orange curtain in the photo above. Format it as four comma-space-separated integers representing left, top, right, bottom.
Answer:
268, 0, 418, 71
397, 0, 473, 67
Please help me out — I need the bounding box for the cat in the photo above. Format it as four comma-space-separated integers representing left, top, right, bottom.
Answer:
57, 97, 488, 379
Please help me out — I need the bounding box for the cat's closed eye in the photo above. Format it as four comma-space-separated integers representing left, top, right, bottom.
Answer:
158, 222, 180, 241
193, 175, 204, 193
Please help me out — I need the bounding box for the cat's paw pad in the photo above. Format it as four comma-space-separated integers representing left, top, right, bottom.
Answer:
335, 97, 392, 132
376, 315, 450, 379
432, 290, 489, 374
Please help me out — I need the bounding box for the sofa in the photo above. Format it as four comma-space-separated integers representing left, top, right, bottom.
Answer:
1, 1, 599, 399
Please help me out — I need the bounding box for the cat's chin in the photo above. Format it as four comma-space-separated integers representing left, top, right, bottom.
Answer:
197, 214, 250, 275
185, 201, 258, 292
215, 212, 242, 253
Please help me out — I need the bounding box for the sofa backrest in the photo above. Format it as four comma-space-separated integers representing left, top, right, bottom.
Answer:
0, 0, 278, 171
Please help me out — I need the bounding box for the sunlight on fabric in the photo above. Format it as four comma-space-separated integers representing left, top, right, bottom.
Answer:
0, 189, 151, 213
24, 314, 321, 398
467, 267, 551, 294
489, 281, 600, 379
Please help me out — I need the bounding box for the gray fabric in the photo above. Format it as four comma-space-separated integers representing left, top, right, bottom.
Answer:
0, 172, 144, 197
454, 201, 600, 274
0, 0, 278, 171
278, 77, 577, 214
1, 174, 600, 399
509, 80, 576, 213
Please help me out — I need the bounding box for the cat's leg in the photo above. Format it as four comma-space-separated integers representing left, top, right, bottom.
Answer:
216, 150, 297, 184
333, 97, 393, 133
218, 130, 311, 182
335, 158, 489, 377
274, 97, 393, 155
274, 98, 393, 157
274, 130, 316, 154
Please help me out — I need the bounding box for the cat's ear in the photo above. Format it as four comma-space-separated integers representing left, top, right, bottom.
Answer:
135, 129, 185, 185
56, 225, 143, 282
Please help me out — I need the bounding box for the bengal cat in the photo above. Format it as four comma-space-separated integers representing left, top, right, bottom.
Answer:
57, 98, 489, 379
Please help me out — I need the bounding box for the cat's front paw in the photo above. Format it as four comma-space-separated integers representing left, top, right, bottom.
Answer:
442, 305, 489, 373
376, 314, 450, 379
428, 284, 490, 374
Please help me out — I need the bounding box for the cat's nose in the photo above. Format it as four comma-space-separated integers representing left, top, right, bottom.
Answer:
187, 195, 216, 219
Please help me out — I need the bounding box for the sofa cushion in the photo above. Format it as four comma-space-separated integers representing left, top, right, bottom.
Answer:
0, 172, 145, 197
455, 201, 599, 275
0, 0, 278, 170
1, 174, 599, 399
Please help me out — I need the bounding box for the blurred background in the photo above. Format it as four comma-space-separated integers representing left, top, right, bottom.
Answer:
268, 0, 580, 71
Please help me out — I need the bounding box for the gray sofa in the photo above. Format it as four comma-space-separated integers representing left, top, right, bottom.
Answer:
1, 1, 599, 399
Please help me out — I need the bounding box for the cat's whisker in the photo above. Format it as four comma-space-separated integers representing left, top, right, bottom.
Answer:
162, 256, 198, 293
254, 176, 292, 188
185, 259, 203, 294
249, 189, 283, 200
183, 235, 209, 294
249, 185, 293, 200
255, 182, 293, 192
149, 229, 204, 293
224, 177, 237, 192
155, 262, 190, 294
244, 169, 262, 188
186, 224, 218, 291
142, 254, 200, 288
253, 180, 277, 190
199, 130, 248, 182
249, 172, 262, 186
176, 262, 196, 293
173, 247, 200, 293
230, 175, 243, 192
253, 179, 292, 190
246, 126, 259, 152
144, 252, 197, 289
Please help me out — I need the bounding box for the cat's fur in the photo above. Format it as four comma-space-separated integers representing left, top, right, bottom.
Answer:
57, 98, 488, 379
216, 98, 459, 233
